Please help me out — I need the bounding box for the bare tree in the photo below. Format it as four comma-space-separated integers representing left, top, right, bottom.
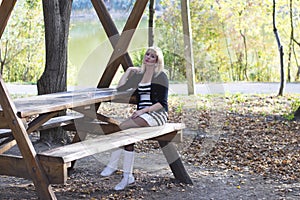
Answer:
148, 0, 155, 47
287, 0, 294, 82
273, 0, 285, 96
0, 41, 8, 75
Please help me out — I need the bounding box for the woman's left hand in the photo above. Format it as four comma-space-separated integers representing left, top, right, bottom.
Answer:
131, 109, 145, 119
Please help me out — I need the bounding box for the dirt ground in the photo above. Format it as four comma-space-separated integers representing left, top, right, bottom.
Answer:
0, 129, 299, 200
1, 95, 300, 199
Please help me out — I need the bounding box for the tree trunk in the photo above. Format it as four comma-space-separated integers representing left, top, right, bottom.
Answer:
272, 0, 285, 96
287, 0, 294, 83
294, 106, 300, 120
37, 0, 72, 143
148, 0, 155, 47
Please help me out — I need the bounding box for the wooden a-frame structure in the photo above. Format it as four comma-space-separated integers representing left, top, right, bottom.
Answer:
0, 0, 193, 199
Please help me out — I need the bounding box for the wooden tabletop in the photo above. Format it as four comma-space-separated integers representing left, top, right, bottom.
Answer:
0, 88, 133, 118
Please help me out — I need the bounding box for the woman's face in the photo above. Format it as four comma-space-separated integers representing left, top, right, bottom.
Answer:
144, 50, 158, 65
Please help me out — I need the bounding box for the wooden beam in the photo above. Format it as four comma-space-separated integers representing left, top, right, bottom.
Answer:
39, 156, 70, 184
91, 0, 133, 71
0, 0, 16, 38
0, 129, 11, 138
151, 130, 183, 143
0, 154, 31, 180
0, 154, 70, 184
73, 106, 120, 125
159, 141, 193, 184
0, 114, 9, 128
0, 76, 56, 199
0, 140, 16, 154
97, 0, 149, 88
26, 112, 59, 134
38, 123, 185, 163
181, 0, 195, 95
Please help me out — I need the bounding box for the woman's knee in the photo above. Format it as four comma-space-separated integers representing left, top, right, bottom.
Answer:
119, 117, 147, 130
119, 120, 132, 130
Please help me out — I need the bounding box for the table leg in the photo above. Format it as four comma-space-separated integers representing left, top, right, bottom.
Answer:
158, 141, 193, 184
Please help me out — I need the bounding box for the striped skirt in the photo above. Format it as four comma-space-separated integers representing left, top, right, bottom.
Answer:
139, 109, 168, 127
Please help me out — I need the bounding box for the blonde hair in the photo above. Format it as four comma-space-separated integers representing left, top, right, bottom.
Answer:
140, 46, 164, 76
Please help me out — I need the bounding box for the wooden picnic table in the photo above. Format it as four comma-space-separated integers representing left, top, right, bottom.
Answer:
0, 88, 130, 118
0, 1, 192, 199
0, 86, 191, 199
0, 87, 133, 135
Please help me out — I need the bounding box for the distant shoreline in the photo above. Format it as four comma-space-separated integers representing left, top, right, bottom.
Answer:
71, 9, 134, 22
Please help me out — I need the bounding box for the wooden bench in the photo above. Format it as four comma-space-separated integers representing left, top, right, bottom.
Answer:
0, 114, 83, 134
36, 123, 187, 184
0, 114, 84, 153
0, 123, 190, 185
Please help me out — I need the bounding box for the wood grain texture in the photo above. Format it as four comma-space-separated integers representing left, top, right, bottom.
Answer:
38, 123, 185, 163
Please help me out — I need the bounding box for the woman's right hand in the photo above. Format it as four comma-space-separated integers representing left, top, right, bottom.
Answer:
117, 66, 140, 88
126, 67, 141, 75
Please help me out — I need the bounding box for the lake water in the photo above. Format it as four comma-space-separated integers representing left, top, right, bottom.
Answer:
68, 15, 148, 87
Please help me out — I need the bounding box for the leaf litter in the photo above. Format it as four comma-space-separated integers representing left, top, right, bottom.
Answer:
0, 94, 300, 199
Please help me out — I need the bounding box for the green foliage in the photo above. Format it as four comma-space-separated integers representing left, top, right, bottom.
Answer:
291, 99, 300, 112
1, 0, 44, 83
132, 48, 147, 67
155, 0, 186, 82
156, 0, 300, 83
283, 98, 300, 120
1, 0, 300, 85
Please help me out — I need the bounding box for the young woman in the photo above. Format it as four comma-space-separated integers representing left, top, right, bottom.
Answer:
100, 46, 169, 190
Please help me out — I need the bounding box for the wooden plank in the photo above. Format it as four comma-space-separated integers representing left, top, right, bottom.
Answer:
39, 156, 70, 184
0, 76, 56, 199
0, 88, 130, 118
0, 139, 16, 154
0, 114, 83, 154
159, 141, 193, 184
0, 154, 31, 180
38, 123, 185, 163
151, 130, 183, 143
1, 114, 84, 135
91, 0, 133, 71
0, 113, 9, 128
38, 114, 83, 131
0, 88, 132, 118
97, 0, 149, 88
13, 88, 118, 117
26, 112, 59, 134
0, 129, 11, 136
0, 0, 16, 38
73, 106, 120, 125
64, 122, 120, 135
0, 154, 69, 184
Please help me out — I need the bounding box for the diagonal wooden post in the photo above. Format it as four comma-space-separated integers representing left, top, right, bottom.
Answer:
97, 0, 149, 88
0, 0, 16, 38
0, 2, 56, 198
0, 76, 56, 199
159, 140, 193, 184
181, 0, 195, 95
91, 0, 133, 71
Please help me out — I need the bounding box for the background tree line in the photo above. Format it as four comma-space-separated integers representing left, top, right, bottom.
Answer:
0, 0, 299, 84
156, 0, 300, 83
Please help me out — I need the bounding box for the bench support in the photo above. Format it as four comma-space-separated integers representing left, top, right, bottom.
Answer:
159, 141, 193, 184
0, 78, 56, 199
